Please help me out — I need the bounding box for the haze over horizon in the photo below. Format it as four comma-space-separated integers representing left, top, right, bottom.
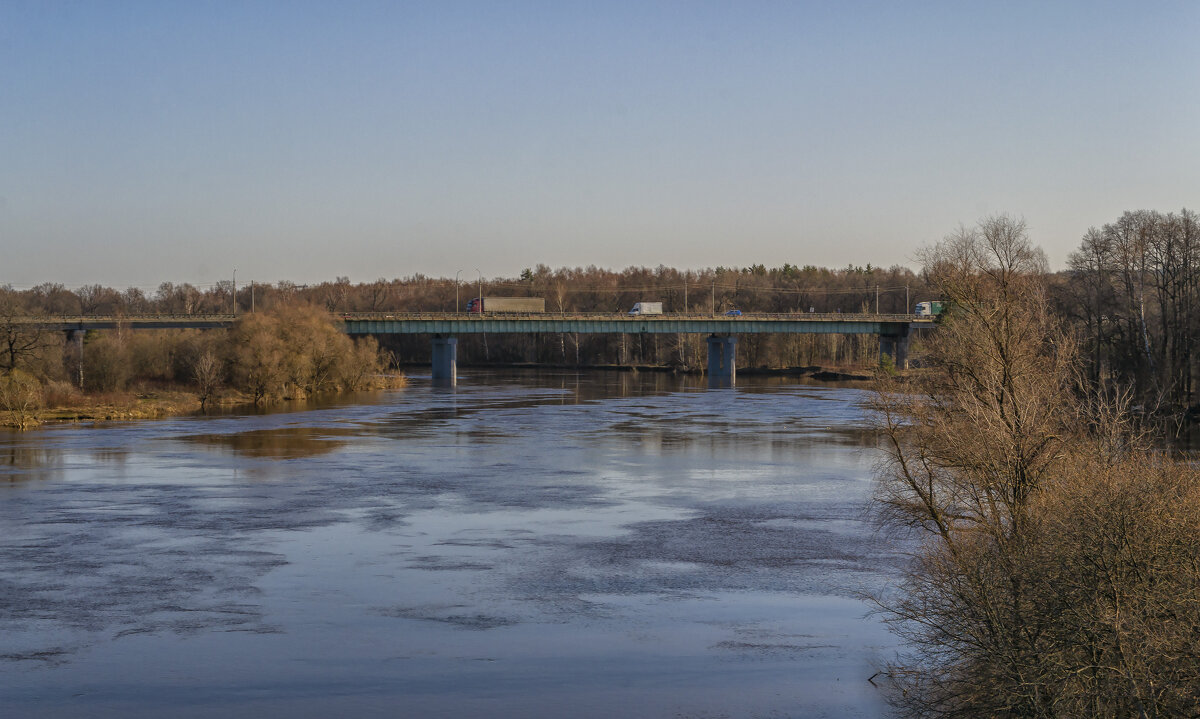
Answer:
2, 1, 1197, 290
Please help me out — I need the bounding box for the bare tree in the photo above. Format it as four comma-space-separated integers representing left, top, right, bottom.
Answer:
192, 349, 223, 409
76, 284, 119, 316
873, 217, 1079, 714
362, 278, 391, 312
0, 289, 61, 378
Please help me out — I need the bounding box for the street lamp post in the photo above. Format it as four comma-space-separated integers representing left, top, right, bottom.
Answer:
455, 270, 463, 313
476, 269, 482, 315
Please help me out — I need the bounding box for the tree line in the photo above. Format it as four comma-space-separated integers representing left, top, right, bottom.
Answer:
3, 263, 931, 384
10, 264, 925, 317
1053, 208, 1200, 415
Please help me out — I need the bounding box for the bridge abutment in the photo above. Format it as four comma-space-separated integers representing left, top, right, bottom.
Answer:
431, 336, 457, 385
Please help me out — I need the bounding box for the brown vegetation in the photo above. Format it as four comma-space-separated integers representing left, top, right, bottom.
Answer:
228, 303, 393, 404
873, 216, 1200, 717
0, 297, 400, 427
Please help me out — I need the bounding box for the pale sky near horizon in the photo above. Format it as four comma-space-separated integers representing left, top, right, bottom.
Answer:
2, 1, 1198, 290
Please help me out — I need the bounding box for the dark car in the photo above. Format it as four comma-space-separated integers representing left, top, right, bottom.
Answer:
725, 309, 742, 316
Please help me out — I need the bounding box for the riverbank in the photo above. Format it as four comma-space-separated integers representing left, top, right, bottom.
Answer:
1, 375, 409, 429
1, 387, 233, 429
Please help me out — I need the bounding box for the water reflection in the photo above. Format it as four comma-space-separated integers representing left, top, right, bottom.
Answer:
0, 441, 59, 481
90, 447, 129, 465
175, 426, 355, 458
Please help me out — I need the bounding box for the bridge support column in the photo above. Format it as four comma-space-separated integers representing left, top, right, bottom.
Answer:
880, 328, 909, 370
707, 335, 737, 386
431, 336, 457, 385
68, 330, 85, 388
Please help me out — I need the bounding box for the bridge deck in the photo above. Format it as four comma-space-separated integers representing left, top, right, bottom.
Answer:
24, 312, 933, 335
342, 312, 928, 335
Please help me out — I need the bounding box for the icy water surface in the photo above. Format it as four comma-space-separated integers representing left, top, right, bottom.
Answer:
0, 370, 904, 718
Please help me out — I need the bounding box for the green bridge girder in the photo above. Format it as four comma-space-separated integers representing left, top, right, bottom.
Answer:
23, 312, 933, 336
339, 313, 930, 336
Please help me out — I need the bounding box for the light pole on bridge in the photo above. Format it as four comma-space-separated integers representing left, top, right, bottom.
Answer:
476, 269, 482, 315
455, 270, 463, 313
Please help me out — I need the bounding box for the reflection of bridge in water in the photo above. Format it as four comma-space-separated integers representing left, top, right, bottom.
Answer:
30, 313, 934, 386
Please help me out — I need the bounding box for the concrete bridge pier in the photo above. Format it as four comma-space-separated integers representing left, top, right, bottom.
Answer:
879, 328, 909, 370
707, 335, 737, 386
67, 330, 85, 389
431, 336, 457, 385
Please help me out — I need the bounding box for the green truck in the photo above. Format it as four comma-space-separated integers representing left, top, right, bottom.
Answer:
914, 301, 945, 317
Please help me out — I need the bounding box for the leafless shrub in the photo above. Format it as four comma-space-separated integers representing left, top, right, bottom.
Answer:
191, 349, 223, 409
0, 369, 43, 426
42, 380, 82, 408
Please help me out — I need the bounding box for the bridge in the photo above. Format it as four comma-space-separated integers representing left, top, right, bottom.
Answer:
25, 312, 932, 384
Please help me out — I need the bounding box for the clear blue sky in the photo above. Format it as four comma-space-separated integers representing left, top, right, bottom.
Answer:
2, 1, 1197, 289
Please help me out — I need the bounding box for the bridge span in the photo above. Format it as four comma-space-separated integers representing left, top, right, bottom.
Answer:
28, 312, 932, 384
340, 312, 929, 384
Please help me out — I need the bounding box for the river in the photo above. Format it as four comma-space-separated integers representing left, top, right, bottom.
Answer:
0, 370, 905, 718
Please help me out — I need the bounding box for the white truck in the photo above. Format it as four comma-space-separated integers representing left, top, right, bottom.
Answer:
628, 302, 663, 315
